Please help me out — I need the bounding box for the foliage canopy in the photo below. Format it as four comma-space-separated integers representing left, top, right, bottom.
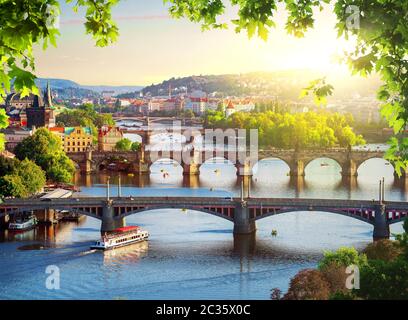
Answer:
115, 138, 132, 151
14, 128, 75, 183
205, 109, 365, 149
0, 157, 46, 197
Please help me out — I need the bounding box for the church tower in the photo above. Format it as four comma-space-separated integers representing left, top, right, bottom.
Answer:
26, 81, 55, 129
44, 81, 53, 108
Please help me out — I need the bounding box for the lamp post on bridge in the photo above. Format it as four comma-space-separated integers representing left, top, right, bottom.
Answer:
118, 175, 122, 198
382, 177, 385, 203
106, 176, 110, 201
379, 177, 385, 204
240, 180, 244, 202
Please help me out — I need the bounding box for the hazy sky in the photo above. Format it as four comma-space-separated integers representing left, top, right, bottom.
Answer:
34, 1, 356, 86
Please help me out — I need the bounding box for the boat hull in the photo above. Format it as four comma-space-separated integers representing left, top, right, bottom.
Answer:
8, 225, 37, 232
91, 237, 148, 250
8, 217, 38, 231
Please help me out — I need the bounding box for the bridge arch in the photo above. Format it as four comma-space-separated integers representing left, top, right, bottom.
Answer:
95, 155, 132, 171
117, 205, 234, 222
149, 157, 183, 175
123, 132, 143, 144
253, 157, 292, 176
303, 157, 343, 174
0, 206, 101, 220
69, 159, 81, 170
254, 208, 374, 225
356, 157, 394, 178
200, 157, 236, 171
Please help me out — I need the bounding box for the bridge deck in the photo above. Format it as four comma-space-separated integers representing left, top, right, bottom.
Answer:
1, 196, 407, 209
1, 196, 407, 227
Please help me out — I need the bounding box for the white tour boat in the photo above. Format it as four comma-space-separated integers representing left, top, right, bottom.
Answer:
8, 215, 38, 231
91, 226, 149, 250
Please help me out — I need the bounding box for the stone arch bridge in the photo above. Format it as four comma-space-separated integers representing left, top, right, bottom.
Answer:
67, 148, 401, 178
0, 197, 406, 240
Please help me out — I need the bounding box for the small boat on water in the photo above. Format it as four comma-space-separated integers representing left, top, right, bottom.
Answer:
320, 162, 329, 167
60, 211, 85, 222
8, 214, 38, 231
91, 226, 149, 250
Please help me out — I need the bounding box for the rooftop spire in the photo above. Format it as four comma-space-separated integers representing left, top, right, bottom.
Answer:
44, 81, 53, 108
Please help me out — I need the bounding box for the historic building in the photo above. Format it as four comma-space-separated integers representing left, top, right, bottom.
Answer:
2, 127, 34, 151
225, 100, 236, 117
4, 92, 40, 110
98, 126, 123, 152
4, 82, 56, 129
50, 126, 93, 153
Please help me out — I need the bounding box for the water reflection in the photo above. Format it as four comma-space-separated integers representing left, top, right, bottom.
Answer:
233, 233, 256, 257
0, 219, 89, 244
102, 241, 149, 266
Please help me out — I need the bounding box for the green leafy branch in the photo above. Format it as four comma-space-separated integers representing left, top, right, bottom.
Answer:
300, 77, 334, 107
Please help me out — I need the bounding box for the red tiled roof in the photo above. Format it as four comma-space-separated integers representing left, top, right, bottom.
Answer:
98, 126, 121, 137
226, 100, 235, 109
49, 127, 64, 133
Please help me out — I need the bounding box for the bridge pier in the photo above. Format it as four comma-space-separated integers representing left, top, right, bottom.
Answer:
101, 201, 125, 233
289, 160, 305, 177
233, 203, 256, 234
79, 162, 93, 174
183, 175, 200, 188
373, 204, 390, 241
341, 160, 358, 177
133, 161, 149, 175
235, 162, 253, 176
134, 173, 151, 187
183, 163, 200, 175
146, 131, 152, 145
82, 149, 94, 174
289, 176, 305, 197
35, 209, 58, 224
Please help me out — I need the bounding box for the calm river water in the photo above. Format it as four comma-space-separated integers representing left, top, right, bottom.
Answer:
0, 143, 406, 300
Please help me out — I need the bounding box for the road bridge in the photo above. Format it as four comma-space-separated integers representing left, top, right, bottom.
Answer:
1, 196, 406, 240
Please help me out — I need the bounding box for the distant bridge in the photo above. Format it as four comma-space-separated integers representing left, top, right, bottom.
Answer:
113, 116, 202, 126
0, 197, 406, 240
66, 147, 398, 178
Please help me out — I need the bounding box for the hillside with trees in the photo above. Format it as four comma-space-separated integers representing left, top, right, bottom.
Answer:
141, 71, 381, 100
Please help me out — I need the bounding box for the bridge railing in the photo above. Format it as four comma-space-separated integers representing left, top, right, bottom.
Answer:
259, 147, 385, 153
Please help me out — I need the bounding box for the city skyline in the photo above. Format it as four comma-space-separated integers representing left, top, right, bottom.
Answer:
34, 0, 357, 86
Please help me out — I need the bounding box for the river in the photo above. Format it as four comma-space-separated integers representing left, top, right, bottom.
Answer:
0, 140, 406, 300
